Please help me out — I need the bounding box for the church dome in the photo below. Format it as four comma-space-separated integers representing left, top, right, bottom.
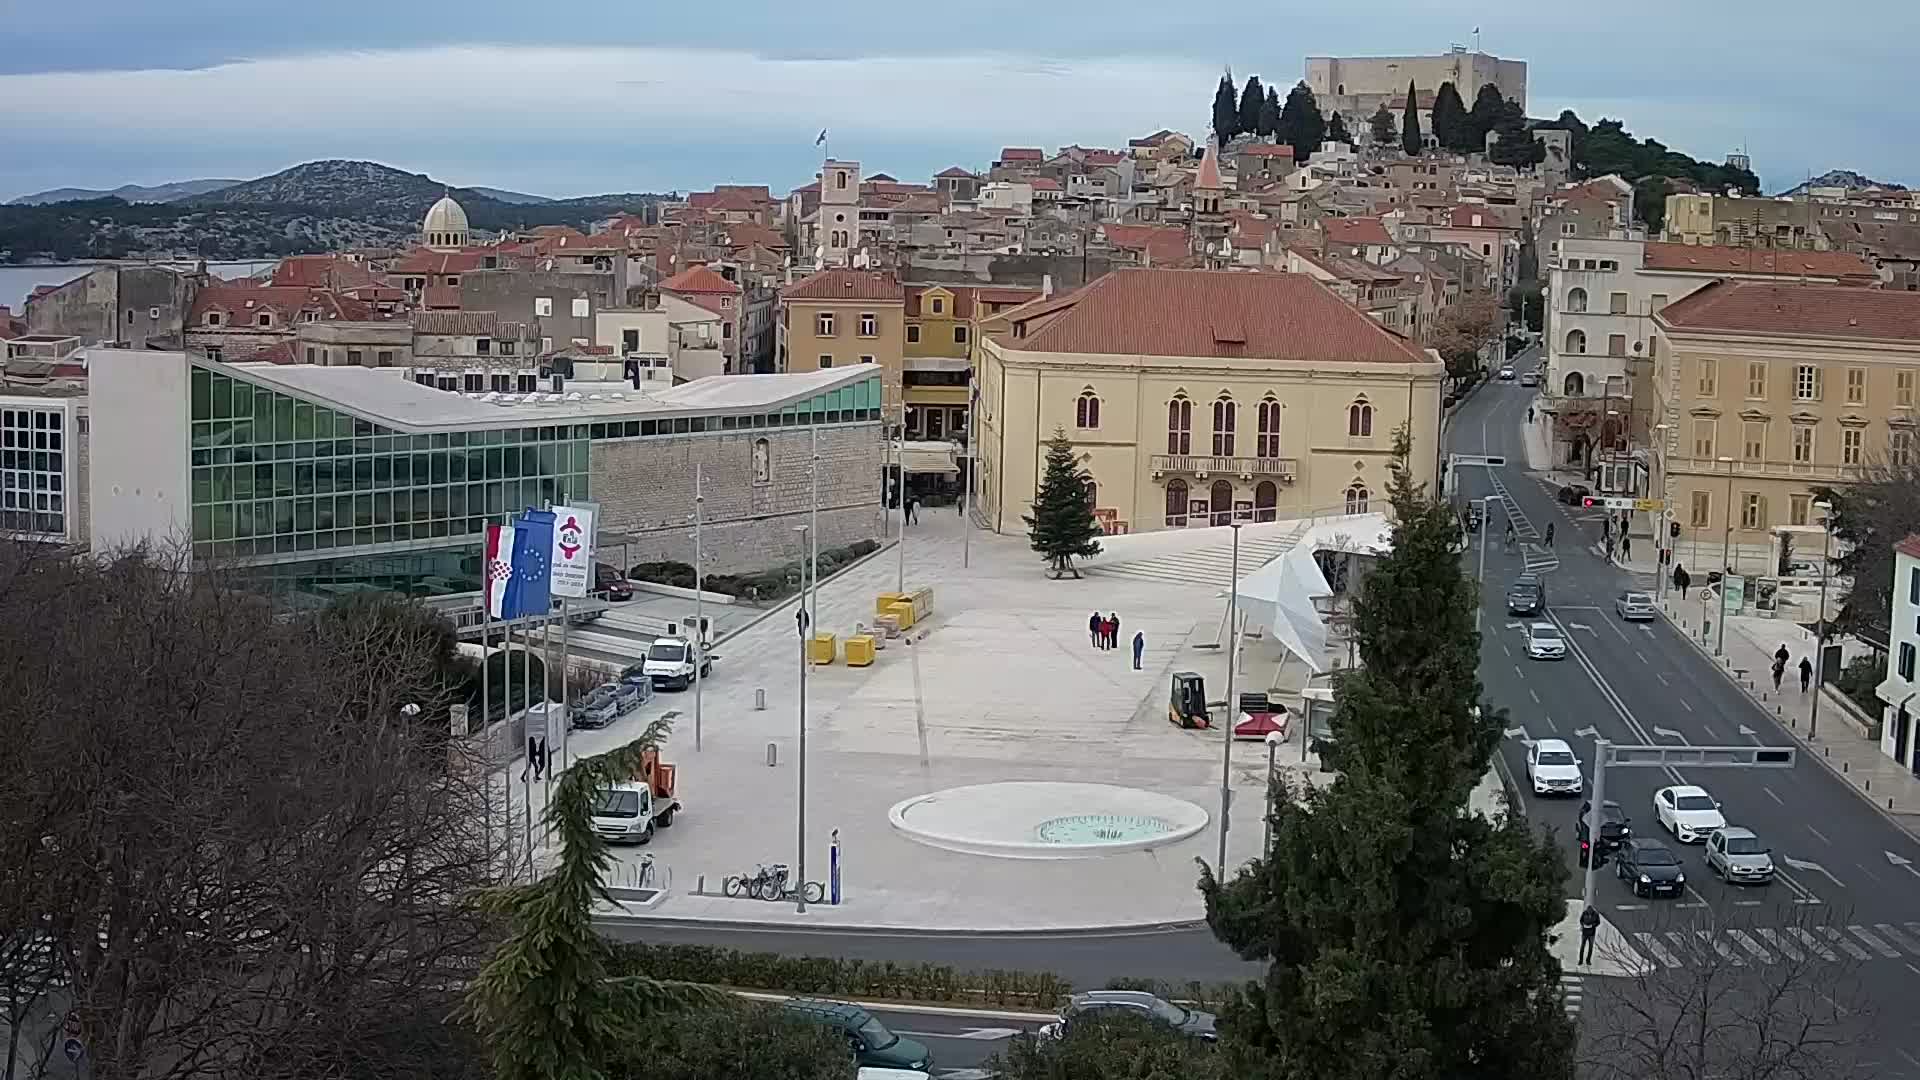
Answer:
422, 195, 470, 249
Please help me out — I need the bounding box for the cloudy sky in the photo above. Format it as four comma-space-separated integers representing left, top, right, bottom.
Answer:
2, 2, 1913, 201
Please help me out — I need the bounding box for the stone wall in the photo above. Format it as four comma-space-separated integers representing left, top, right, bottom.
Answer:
27, 266, 194, 349
591, 422, 883, 574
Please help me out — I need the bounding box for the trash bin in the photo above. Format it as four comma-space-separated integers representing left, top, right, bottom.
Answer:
844, 635, 876, 666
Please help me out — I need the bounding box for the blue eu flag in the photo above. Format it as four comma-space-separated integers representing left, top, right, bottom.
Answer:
502, 509, 554, 620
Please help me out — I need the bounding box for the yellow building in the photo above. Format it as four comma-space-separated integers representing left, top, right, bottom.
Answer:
902, 284, 1041, 441
974, 268, 1446, 535
1652, 280, 1920, 568
776, 270, 906, 414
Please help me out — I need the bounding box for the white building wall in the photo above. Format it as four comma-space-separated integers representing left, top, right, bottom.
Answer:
1882, 550, 1920, 771
87, 348, 192, 552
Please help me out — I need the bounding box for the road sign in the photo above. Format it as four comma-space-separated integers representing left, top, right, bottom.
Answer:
1598, 744, 1795, 768
1450, 454, 1507, 468
1581, 496, 1666, 511
62, 1038, 82, 1064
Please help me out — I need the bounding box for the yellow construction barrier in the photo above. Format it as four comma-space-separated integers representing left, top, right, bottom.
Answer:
883, 600, 916, 630
808, 632, 838, 665
844, 635, 876, 666
876, 592, 911, 617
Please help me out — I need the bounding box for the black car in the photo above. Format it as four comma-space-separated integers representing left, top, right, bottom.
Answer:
1506, 574, 1545, 616
1577, 799, 1631, 866
1556, 483, 1592, 506
1615, 838, 1685, 898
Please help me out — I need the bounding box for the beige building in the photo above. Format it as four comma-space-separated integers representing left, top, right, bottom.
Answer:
776, 269, 907, 416
1652, 281, 1920, 567
1663, 192, 1829, 251
974, 268, 1445, 535
1305, 48, 1528, 122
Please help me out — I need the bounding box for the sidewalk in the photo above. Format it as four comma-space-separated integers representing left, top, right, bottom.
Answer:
1659, 600, 1920, 838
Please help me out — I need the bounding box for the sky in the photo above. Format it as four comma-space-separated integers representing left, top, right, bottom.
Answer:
2, 2, 1914, 202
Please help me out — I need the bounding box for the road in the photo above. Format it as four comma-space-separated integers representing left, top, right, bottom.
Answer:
1453, 351, 1920, 1078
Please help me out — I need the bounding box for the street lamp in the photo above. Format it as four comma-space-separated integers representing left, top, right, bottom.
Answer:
793, 522, 812, 913
1809, 501, 1834, 740
1262, 730, 1284, 855
1715, 455, 1735, 656
691, 465, 706, 752
1653, 423, 1671, 596
1475, 495, 1503, 632
1217, 520, 1242, 878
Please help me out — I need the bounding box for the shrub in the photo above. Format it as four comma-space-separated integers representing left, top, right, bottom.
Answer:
611, 942, 1074, 1010
628, 560, 696, 589
1834, 653, 1887, 714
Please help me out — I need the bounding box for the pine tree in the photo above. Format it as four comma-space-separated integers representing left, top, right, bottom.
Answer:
1401, 80, 1423, 156
1325, 110, 1351, 145
1023, 428, 1103, 578
1259, 86, 1282, 138
1368, 103, 1397, 146
1200, 429, 1575, 1080
1488, 100, 1544, 168
1239, 75, 1266, 141
1467, 84, 1508, 151
1213, 74, 1240, 144
1276, 81, 1327, 165
1431, 81, 1469, 153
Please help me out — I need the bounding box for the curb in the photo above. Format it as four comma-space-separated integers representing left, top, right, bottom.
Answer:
732, 990, 1057, 1022
1656, 603, 1920, 840
593, 910, 1210, 939
712, 535, 903, 648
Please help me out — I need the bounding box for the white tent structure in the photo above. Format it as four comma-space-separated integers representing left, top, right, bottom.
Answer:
1232, 514, 1393, 675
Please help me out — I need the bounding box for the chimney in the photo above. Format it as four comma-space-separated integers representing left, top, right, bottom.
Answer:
1041, 273, 1054, 298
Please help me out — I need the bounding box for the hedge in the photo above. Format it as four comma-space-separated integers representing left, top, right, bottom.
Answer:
628, 539, 883, 604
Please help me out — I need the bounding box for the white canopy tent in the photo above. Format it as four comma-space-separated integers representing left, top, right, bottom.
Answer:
1232, 513, 1393, 675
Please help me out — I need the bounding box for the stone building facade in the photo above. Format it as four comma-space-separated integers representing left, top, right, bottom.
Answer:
26, 265, 197, 349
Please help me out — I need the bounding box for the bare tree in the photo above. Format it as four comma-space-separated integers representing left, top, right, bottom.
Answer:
0, 543, 497, 1080
1579, 905, 1878, 1080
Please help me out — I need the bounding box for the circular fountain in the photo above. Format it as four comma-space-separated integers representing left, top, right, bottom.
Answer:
888, 782, 1209, 859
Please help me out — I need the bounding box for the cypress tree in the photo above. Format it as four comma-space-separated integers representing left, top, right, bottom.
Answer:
1200, 429, 1575, 1080
1259, 86, 1282, 138
1023, 428, 1103, 578
1401, 80, 1423, 155
1468, 84, 1508, 150
1276, 81, 1327, 165
1239, 75, 1266, 141
1368, 103, 1397, 146
1325, 110, 1351, 145
1213, 74, 1240, 143
1431, 81, 1469, 152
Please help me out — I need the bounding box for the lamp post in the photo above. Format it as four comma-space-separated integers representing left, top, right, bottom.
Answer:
793, 522, 812, 913
1217, 520, 1242, 878
1653, 423, 1670, 596
894, 410, 907, 593
1475, 495, 1502, 632
1716, 455, 1735, 656
1262, 730, 1283, 856
796, 429, 820, 913
692, 464, 706, 752
1809, 501, 1833, 740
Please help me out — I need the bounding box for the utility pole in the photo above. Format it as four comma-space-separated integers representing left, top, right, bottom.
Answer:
1809, 501, 1834, 739
1217, 520, 1242, 877
692, 464, 706, 752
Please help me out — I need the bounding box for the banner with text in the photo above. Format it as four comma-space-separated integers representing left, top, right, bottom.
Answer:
550, 504, 596, 598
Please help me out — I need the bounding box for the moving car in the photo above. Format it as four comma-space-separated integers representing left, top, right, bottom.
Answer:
595, 563, 634, 601
1526, 738, 1584, 796
1524, 622, 1567, 661
1615, 838, 1686, 898
1704, 825, 1775, 884
1555, 483, 1592, 506
641, 635, 713, 690
1037, 991, 1217, 1042
1653, 784, 1725, 843
1519, 371, 1540, 387
1498, 366, 1516, 381
781, 1000, 931, 1071
1506, 575, 1546, 616
1577, 799, 1631, 866
1614, 591, 1657, 621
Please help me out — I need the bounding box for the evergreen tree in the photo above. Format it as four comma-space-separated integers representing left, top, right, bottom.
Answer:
1325, 110, 1351, 145
1023, 428, 1103, 578
1400, 80, 1423, 155
1368, 103, 1397, 146
1260, 86, 1282, 138
1239, 75, 1266, 140
1488, 100, 1545, 168
1200, 429, 1575, 1080
1213, 74, 1240, 144
1276, 81, 1327, 164
1430, 81, 1470, 153
1467, 84, 1508, 151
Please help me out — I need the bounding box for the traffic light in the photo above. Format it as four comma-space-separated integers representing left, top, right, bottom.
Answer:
1670, 520, 1681, 539
1581, 496, 1598, 508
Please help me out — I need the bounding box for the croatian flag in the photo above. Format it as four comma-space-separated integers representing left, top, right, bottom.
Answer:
485, 510, 556, 620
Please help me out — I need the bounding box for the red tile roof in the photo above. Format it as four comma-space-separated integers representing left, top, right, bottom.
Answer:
270, 255, 376, 290
998, 268, 1431, 363
659, 264, 742, 295
1325, 217, 1392, 247
252, 341, 299, 365
1236, 143, 1296, 159
188, 284, 370, 325
1445, 205, 1513, 230
422, 284, 462, 309
1099, 223, 1191, 266
999, 147, 1044, 162
936, 166, 976, 178
386, 248, 488, 275
1657, 279, 1920, 342
689, 189, 766, 213
905, 284, 1044, 318
1896, 535, 1920, 562
415, 310, 500, 336
1030, 177, 1062, 192
781, 269, 905, 303
1084, 150, 1125, 166
1641, 242, 1877, 282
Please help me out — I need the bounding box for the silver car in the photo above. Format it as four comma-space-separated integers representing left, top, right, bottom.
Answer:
1704, 826, 1774, 884
1615, 591, 1656, 621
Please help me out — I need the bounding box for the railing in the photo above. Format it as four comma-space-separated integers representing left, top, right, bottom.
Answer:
1149, 454, 1299, 479
1673, 458, 1865, 482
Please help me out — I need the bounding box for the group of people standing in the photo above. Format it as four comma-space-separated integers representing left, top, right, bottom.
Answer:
1090, 611, 1146, 669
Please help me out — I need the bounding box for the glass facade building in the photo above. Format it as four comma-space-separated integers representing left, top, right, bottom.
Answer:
0, 402, 69, 540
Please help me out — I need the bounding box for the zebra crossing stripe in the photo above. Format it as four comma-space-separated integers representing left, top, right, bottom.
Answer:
1754, 928, 1804, 961
1847, 925, 1902, 959
1635, 931, 1683, 968
1876, 923, 1920, 955
1819, 927, 1872, 961
1726, 929, 1772, 963
1788, 928, 1840, 961
1695, 929, 1745, 966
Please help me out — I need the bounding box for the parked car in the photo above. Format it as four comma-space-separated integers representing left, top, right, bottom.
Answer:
1037, 991, 1217, 1042
1614, 591, 1657, 621
1524, 621, 1567, 660
1556, 483, 1592, 506
1577, 799, 1631, 866
1526, 738, 1583, 796
1498, 366, 1517, 381
1615, 837, 1686, 898
780, 1000, 931, 1071
1519, 371, 1540, 387
595, 563, 633, 601
1507, 574, 1546, 615
1704, 825, 1775, 884
1653, 784, 1725, 843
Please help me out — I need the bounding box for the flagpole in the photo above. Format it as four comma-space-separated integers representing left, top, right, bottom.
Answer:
541, 612, 556, 841
522, 616, 533, 878
482, 573, 502, 882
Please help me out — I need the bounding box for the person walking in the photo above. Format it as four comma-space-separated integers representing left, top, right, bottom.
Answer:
1772, 644, 1790, 691
905, 496, 918, 525
1089, 611, 1102, 648
1621, 535, 1632, 561
1132, 630, 1145, 670
1545, 522, 1555, 547
1800, 655, 1814, 693
1578, 906, 1600, 966
1674, 564, 1691, 600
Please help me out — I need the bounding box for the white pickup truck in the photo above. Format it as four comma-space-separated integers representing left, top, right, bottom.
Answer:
641, 636, 713, 690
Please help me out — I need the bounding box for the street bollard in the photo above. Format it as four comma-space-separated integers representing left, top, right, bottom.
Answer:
696, 874, 705, 895
756, 687, 767, 710
1865, 779, 1871, 792
767, 742, 778, 767
1842, 760, 1848, 772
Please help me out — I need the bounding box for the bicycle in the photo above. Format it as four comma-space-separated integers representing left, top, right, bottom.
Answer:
723, 862, 789, 901
782, 879, 827, 904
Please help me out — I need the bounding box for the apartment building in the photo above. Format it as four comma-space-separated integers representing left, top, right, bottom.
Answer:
1663, 192, 1830, 251
776, 269, 907, 416
1878, 536, 1920, 776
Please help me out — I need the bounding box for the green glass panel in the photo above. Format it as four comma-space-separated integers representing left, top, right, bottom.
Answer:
570, 442, 588, 471
210, 374, 232, 419
232, 464, 253, 500
294, 498, 315, 532
274, 462, 294, 497
293, 401, 314, 440
191, 505, 211, 541
392, 455, 411, 486
353, 494, 373, 527
273, 396, 295, 443
191, 368, 211, 421
191, 469, 212, 505
211, 503, 234, 541
233, 502, 254, 539
274, 499, 294, 534
312, 408, 334, 439
192, 422, 213, 450
373, 455, 392, 486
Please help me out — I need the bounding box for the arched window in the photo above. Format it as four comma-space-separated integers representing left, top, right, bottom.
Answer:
1254, 480, 1278, 522
1165, 479, 1189, 527
1210, 480, 1234, 526
1167, 395, 1192, 455
1563, 371, 1586, 396
1565, 329, 1587, 355
1211, 395, 1237, 456
1566, 287, 1588, 313
1345, 483, 1371, 515
1256, 396, 1281, 458
1348, 398, 1374, 437
1075, 390, 1101, 430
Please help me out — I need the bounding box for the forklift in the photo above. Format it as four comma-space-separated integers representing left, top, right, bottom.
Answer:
1169, 671, 1212, 729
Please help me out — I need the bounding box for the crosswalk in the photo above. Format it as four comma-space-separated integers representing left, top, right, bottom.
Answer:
1624, 921, 1920, 970
1560, 973, 1584, 1019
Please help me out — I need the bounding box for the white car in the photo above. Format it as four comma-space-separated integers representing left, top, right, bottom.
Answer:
1498, 366, 1516, 381
1654, 785, 1725, 843
1524, 622, 1567, 660
1526, 738, 1584, 796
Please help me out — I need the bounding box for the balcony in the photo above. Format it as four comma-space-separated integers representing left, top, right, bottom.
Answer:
1150, 454, 1298, 481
